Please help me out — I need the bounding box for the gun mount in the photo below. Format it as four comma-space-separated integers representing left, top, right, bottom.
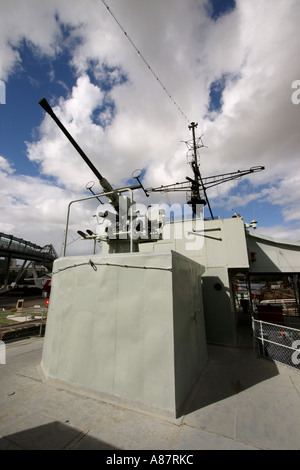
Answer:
39, 98, 148, 252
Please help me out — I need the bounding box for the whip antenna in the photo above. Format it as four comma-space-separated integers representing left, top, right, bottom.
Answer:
101, 0, 190, 124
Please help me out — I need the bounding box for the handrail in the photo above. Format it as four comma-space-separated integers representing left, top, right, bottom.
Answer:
63, 188, 134, 256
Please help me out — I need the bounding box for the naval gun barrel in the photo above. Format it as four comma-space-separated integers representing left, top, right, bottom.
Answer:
38, 98, 118, 207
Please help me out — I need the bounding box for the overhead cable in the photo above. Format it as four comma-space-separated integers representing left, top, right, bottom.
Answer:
101, 0, 190, 123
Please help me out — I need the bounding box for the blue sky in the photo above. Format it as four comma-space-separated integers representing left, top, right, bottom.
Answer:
0, 38, 75, 176
206, 0, 236, 21
0, 0, 299, 253
1, 1, 233, 174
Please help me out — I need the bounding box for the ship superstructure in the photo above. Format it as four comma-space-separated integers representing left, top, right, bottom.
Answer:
38, 99, 300, 418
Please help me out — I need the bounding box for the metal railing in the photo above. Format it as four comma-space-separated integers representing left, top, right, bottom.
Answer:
63, 187, 134, 256
253, 318, 300, 370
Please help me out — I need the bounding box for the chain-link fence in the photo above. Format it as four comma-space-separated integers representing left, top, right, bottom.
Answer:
0, 307, 47, 342
253, 318, 300, 370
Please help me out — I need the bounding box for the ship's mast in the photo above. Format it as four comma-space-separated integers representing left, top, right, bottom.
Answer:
145, 123, 265, 220
187, 122, 214, 219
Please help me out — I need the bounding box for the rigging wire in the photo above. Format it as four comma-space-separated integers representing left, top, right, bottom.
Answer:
252, 181, 256, 221
101, 0, 190, 124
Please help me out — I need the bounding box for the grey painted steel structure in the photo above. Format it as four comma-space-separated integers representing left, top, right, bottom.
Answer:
41, 251, 207, 419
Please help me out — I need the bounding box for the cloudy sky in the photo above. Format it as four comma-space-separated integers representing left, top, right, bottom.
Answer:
0, 0, 299, 256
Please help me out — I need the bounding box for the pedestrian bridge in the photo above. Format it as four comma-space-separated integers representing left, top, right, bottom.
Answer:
0, 232, 57, 268
0, 232, 58, 291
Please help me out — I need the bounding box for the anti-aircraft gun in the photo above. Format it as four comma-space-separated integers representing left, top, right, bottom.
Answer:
39, 98, 146, 249
39, 98, 127, 211
39, 100, 265, 252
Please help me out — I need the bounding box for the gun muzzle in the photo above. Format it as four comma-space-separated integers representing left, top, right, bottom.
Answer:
39, 97, 119, 209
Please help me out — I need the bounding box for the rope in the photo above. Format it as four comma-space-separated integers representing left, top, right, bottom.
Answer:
52, 259, 172, 275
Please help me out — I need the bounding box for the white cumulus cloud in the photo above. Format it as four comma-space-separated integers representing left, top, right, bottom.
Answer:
0, 0, 299, 253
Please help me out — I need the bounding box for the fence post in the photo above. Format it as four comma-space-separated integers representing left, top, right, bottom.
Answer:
39, 310, 44, 336
259, 320, 265, 356
252, 316, 256, 352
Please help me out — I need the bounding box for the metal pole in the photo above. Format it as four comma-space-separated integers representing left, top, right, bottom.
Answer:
129, 189, 133, 253
39, 309, 44, 336
259, 320, 265, 356
189, 122, 214, 219
247, 274, 254, 314
252, 316, 256, 352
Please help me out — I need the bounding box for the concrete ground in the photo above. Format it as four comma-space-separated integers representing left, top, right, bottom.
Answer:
0, 319, 300, 450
